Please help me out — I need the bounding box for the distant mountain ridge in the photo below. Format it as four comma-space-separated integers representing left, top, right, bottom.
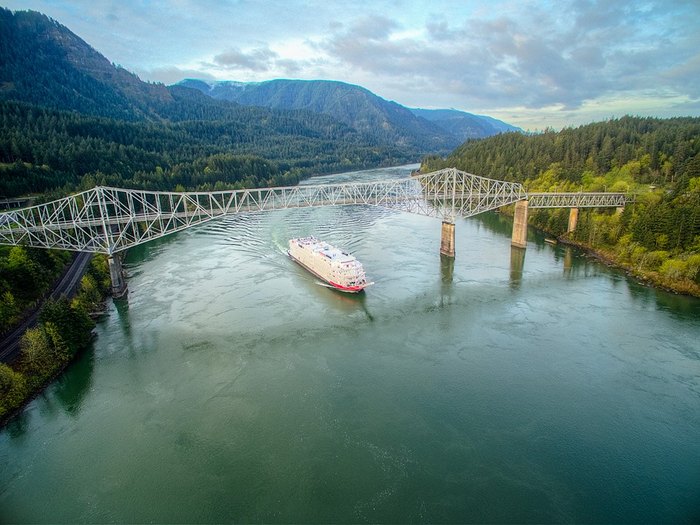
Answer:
178, 79, 520, 149
0, 5, 520, 159
177, 78, 462, 153
409, 108, 520, 141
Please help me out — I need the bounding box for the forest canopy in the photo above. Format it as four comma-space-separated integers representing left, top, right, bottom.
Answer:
0, 99, 412, 198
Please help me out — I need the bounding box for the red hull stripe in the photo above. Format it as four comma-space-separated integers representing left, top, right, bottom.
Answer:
328, 281, 364, 292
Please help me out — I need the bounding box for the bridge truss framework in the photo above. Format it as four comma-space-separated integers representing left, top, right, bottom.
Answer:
0, 168, 630, 256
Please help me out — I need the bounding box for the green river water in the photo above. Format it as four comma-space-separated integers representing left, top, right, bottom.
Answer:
1, 165, 699, 523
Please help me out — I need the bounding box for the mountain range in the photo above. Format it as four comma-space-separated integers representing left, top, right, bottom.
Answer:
177, 79, 519, 149
0, 7, 519, 197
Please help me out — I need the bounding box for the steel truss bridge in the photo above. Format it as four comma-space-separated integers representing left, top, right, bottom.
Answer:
0, 168, 629, 256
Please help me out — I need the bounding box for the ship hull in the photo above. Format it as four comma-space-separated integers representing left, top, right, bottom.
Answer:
287, 251, 366, 293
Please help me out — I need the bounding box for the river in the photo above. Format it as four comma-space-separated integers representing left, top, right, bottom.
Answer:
1, 165, 699, 523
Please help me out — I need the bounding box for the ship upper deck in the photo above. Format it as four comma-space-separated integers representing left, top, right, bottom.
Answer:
292, 237, 356, 263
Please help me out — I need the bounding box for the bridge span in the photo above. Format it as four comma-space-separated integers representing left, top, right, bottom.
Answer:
0, 168, 631, 296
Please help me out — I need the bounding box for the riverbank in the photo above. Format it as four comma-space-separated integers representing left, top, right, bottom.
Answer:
0, 333, 95, 428
555, 235, 700, 298
0, 252, 93, 362
0, 255, 111, 428
497, 203, 700, 299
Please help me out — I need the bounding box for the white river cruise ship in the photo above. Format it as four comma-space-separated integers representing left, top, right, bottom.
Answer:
288, 237, 372, 293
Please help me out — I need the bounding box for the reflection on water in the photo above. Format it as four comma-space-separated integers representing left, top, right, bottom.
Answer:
3, 349, 95, 438
563, 245, 574, 274
113, 294, 133, 339
509, 246, 526, 288
3, 404, 30, 439
472, 210, 514, 237
438, 254, 455, 309
439, 253, 454, 285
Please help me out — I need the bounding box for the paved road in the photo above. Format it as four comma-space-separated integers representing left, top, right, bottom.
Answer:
0, 251, 93, 363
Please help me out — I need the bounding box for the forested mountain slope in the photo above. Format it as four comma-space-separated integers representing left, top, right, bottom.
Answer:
178, 78, 462, 153
0, 8, 171, 120
0, 98, 412, 197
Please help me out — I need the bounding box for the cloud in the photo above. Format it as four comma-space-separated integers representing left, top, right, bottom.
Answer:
133, 66, 218, 86
213, 47, 279, 72
317, 0, 700, 112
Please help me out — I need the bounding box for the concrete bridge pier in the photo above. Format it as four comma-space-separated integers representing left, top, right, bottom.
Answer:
567, 208, 579, 233
108, 254, 128, 298
511, 200, 529, 248
440, 220, 455, 258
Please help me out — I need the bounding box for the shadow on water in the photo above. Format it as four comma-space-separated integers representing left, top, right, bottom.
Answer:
53, 350, 95, 416
654, 289, 700, 320
509, 246, 526, 289
335, 289, 374, 321
297, 273, 375, 321
112, 296, 134, 345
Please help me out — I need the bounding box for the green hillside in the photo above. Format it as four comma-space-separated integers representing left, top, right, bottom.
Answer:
423, 116, 700, 294
0, 98, 408, 198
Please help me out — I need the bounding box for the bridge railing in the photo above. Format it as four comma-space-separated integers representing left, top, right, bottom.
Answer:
527, 192, 629, 208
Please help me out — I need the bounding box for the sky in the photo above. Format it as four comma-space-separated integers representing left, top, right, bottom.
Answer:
4, 0, 700, 130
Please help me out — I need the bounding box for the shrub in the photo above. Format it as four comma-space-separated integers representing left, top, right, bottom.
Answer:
641, 250, 669, 271
660, 259, 687, 281
683, 254, 700, 283
0, 364, 28, 419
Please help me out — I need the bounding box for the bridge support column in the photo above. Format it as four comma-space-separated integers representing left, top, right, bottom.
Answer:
511, 200, 529, 249
567, 207, 579, 233
440, 220, 455, 258
108, 254, 128, 298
